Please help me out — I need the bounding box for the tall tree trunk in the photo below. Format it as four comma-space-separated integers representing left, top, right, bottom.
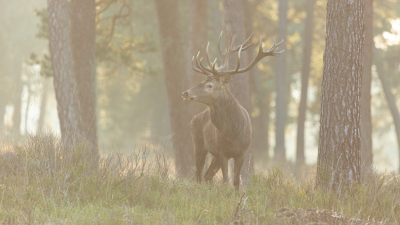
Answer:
361, 0, 373, 169
24, 84, 31, 134
47, 0, 80, 147
317, 0, 364, 187
242, 0, 269, 157
274, 0, 288, 162
222, 0, 254, 180
374, 48, 400, 173
188, 0, 208, 116
70, 0, 98, 156
37, 77, 51, 132
155, 0, 194, 177
296, 0, 316, 166
12, 58, 23, 135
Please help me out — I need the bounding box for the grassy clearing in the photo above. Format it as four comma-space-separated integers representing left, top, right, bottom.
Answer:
0, 134, 399, 224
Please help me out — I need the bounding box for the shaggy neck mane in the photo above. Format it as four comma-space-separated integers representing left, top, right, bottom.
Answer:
208, 87, 248, 141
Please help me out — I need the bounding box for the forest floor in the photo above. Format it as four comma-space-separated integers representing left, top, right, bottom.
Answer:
0, 134, 399, 224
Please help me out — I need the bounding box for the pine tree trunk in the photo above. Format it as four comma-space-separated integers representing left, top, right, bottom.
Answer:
361, 0, 373, 169
47, 0, 80, 147
222, 0, 254, 180
188, 0, 208, 116
296, 0, 316, 166
70, 0, 98, 156
274, 0, 288, 162
374, 48, 400, 174
155, 0, 194, 177
317, 0, 364, 187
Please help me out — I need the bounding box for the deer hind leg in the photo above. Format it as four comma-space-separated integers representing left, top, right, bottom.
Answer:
204, 156, 221, 183
233, 155, 245, 191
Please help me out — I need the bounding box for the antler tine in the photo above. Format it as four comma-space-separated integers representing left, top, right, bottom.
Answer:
218, 31, 224, 57
206, 42, 213, 68
231, 32, 254, 52
192, 56, 207, 75
194, 52, 210, 75
199, 57, 213, 73
266, 38, 284, 55
234, 45, 243, 72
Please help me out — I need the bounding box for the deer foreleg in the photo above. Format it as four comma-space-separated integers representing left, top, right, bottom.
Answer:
204, 156, 220, 182
233, 156, 244, 191
219, 154, 229, 183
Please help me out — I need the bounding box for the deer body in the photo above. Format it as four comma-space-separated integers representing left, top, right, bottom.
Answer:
183, 31, 283, 190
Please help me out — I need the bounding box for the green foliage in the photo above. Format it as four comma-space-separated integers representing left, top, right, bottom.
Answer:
0, 135, 399, 224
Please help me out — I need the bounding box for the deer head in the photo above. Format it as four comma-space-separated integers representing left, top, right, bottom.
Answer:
182, 31, 284, 105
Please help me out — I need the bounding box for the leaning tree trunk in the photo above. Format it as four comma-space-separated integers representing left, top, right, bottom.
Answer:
361, 0, 373, 169
374, 48, 400, 174
70, 0, 98, 156
47, 0, 80, 147
296, 0, 316, 166
155, 0, 194, 178
188, 0, 208, 116
222, 0, 255, 181
317, 0, 364, 187
274, 0, 288, 162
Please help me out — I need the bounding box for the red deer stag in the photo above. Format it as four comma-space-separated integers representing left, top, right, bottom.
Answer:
182, 31, 284, 190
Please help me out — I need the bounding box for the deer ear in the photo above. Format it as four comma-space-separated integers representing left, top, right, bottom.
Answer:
219, 74, 230, 85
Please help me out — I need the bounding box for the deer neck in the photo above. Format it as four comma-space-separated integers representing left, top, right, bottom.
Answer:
208, 87, 247, 139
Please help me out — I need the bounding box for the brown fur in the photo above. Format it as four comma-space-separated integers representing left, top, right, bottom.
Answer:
183, 76, 251, 190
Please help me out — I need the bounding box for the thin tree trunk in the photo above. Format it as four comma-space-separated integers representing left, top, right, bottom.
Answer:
222, 0, 254, 180
154, 0, 194, 177
12, 59, 23, 135
296, 0, 316, 166
317, 0, 364, 187
188, 0, 208, 116
47, 0, 80, 147
24, 84, 31, 134
374, 48, 400, 173
361, 0, 373, 169
274, 0, 288, 162
70, 0, 98, 156
37, 77, 51, 132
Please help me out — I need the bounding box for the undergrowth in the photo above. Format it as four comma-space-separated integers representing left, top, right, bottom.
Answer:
0, 133, 399, 224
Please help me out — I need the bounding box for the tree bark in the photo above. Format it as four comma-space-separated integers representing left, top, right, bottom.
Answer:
274, 0, 288, 162
154, 0, 194, 177
317, 0, 364, 187
47, 0, 80, 147
222, 0, 254, 180
70, 0, 98, 156
188, 0, 208, 116
374, 48, 400, 173
296, 0, 316, 166
361, 0, 373, 169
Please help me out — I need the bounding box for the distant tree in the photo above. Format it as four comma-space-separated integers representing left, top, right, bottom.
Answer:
296, 0, 316, 167
222, 0, 254, 180
188, 0, 208, 116
317, 0, 364, 187
375, 48, 400, 174
70, 0, 98, 156
274, 0, 288, 162
37, 77, 51, 132
11, 59, 23, 135
242, 0, 270, 158
47, 0, 80, 147
361, 0, 373, 168
154, 0, 194, 177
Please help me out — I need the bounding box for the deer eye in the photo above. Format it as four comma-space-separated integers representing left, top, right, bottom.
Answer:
206, 84, 213, 89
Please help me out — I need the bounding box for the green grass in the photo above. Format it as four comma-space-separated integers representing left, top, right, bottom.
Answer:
0, 133, 399, 224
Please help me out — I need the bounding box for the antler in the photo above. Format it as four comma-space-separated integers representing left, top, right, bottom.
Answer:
191, 31, 284, 78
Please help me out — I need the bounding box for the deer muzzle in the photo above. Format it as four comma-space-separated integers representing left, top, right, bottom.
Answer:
182, 91, 195, 101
